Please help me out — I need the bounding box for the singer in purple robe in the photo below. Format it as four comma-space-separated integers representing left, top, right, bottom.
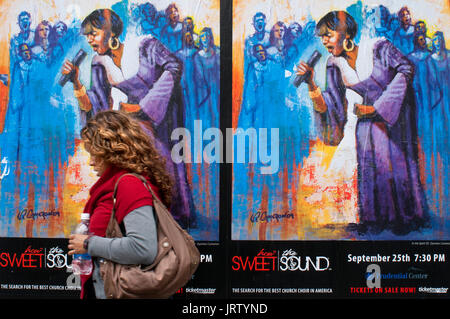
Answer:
62, 8, 195, 228
297, 11, 429, 235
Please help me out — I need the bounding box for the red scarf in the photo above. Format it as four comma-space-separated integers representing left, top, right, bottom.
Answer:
80, 165, 161, 298
83, 166, 160, 236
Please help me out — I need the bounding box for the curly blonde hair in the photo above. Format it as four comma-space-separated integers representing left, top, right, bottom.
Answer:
80, 110, 173, 206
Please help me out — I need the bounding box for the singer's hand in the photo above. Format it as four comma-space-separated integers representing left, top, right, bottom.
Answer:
354, 104, 376, 118
120, 102, 141, 113
61, 60, 81, 88
296, 61, 315, 85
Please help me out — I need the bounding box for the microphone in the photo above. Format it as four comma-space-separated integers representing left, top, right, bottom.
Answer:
59, 49, 87, 86
293, 50, 322, 87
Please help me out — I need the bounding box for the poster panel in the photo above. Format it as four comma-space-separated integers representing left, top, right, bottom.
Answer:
229, 0, 449, 300
0, 0, 220, 241
0, 0, 449, 301
0, 0, 223, 298
231, 0, 449, 241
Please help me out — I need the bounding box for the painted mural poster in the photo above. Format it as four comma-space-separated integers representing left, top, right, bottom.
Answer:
232, 0, 449, 240
0, 0, 220, 241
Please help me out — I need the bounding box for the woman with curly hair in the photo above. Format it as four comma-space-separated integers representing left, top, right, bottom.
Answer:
68, 110, 172, 299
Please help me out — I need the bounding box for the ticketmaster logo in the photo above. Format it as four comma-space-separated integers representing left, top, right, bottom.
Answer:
418, 287, 448, 294
171, 120, 279, 174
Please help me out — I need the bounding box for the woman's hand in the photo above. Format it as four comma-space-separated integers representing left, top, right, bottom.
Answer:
354, 103, 376, 118
61, 60, 82, 89
68, 234, 89, 255
296, 61, 315, 86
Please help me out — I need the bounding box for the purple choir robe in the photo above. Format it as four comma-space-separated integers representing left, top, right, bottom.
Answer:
315, 39, 429, 234
83, 36, 195, 228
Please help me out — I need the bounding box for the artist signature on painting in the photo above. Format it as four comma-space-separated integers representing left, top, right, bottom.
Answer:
250, 211, 294, 223
16, 209, 60, 221
0, 157, 10, 180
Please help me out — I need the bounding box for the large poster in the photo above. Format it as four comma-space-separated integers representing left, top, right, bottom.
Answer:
0, 0, 220, 241
232, 0, 449, 241
0, 0, 449, 302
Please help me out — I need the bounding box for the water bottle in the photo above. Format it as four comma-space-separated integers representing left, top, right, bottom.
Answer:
71, 213, 93, 275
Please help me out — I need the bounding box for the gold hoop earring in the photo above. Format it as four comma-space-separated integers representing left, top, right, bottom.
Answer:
343, 38, 355, 52
108, 36, 120, 50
